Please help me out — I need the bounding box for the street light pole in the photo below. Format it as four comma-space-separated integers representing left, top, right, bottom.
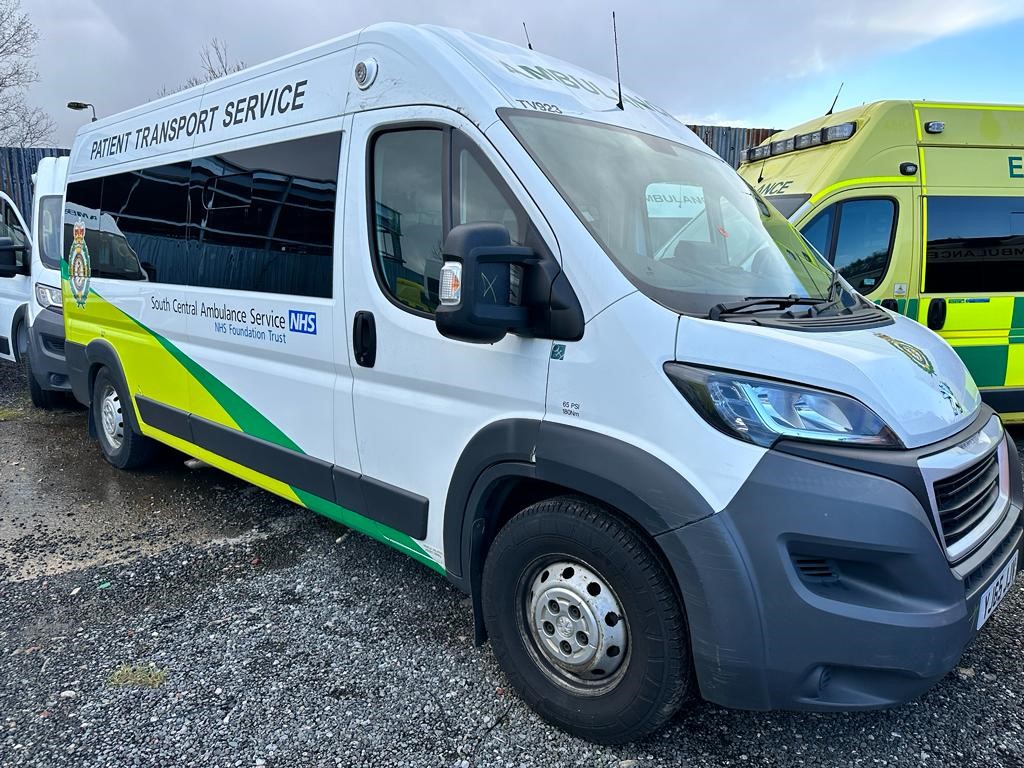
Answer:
66, 101, 97, 122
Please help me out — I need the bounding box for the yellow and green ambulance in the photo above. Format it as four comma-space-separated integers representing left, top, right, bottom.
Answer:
740, 100, 1024, 422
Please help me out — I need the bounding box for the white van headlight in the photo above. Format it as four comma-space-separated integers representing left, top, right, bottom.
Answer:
665, 363, 902, 449
34, 283, 63, 314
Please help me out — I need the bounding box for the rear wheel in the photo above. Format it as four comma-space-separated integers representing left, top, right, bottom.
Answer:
91, 367, 158, 469
482, 496, 694, 744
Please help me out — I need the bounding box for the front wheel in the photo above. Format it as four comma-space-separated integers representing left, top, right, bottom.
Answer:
91, 367, 158, 469
26, 347, 60, 410
482, 497, 694, 744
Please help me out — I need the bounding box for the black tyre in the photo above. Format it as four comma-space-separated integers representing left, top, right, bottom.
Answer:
91, 367, 158, 469
26, 347, 60, 410
482, 497, 694, 744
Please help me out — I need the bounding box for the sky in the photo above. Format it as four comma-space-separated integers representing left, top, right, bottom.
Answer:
20, 0, 1024, 146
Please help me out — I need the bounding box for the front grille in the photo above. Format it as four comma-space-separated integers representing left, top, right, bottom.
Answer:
933, 449, 1000, 549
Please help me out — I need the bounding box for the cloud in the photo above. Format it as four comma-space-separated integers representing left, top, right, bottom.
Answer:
20, 0, 1024, 145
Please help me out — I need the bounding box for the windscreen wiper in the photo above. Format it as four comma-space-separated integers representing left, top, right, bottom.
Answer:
709, 295, 828, 321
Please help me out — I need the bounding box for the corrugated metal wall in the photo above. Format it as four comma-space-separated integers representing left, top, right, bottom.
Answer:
0, 147, 70, 218
687, 125, 777, 168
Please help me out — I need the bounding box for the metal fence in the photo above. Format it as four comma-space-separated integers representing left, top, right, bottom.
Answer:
687, 125, 777, 168
0, 147, 70, 218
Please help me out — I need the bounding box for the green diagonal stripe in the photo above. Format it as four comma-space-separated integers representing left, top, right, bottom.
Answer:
83, 290, 441, 573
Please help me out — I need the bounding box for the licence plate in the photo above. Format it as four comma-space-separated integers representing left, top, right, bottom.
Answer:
977, 551, 1019, 630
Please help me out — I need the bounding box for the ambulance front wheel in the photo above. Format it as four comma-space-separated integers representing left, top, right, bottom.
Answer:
91, 367, 158, 470
482, 496, 695, 744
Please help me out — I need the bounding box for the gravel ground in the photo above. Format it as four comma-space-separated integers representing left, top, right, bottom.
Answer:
2, 360, 1024, 768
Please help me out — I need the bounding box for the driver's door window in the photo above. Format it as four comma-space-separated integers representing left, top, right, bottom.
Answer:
0, 199, 28, 271
800, 198, 896, 293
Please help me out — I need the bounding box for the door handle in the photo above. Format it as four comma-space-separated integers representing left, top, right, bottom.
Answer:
927, 297, 947, 331
880, 298, 899, 312
353, 311, 377, 368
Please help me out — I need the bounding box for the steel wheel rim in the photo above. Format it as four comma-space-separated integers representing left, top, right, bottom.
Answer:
99, 383, 124, 451
516, 557, 630, 695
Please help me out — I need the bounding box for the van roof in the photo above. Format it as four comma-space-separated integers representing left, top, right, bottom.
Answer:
69, 23, 712, 179
739, 99, 1024, 207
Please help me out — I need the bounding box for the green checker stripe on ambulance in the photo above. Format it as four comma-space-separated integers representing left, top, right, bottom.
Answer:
1012, 297, 1024, 344
93, 290, 441, 573
952, 346, 1008, 388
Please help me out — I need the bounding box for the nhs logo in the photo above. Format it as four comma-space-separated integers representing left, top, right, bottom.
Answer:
288, 310, 317, 335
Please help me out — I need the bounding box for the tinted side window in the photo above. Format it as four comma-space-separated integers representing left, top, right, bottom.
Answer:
926, 196, 1024, 293
191, 132, 340, 297
832, 199, 896, 293
0, 199, 28, 270
801, 205, 835, 258
371, 129, 445, 313
101, 163, 190, 284
37, 195, 64, 270
454, 138, 528, 245
64, 178, 105, 277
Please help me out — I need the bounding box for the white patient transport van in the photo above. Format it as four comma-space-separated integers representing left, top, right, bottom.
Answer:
61, 24, 1021, 743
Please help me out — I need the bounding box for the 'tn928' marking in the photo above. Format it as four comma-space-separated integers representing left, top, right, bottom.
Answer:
517, 100, 563, 114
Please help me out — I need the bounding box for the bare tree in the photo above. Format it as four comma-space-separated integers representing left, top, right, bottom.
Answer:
0, 0, 55, 146
200, 38, 246, 80
159, 37, 246, 96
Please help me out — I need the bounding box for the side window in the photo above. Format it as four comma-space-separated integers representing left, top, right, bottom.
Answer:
37, 195, 64, 270
925, 196, 1024, 293
832, 199, 896, 293
453, 136, 528, 245
799, 199, 896, 293
64, 178, 104, 277
801, 204, 835, 259
370, 127, 544, 316
370, 129, 445, 313
0, 199, 28, 269
102, 163, 190, 284
191, 132, 340, 297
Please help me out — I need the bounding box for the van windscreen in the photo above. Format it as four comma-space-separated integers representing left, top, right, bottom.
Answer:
502, 111, 853, 316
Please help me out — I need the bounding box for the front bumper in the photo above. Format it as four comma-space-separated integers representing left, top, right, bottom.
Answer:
658, 410, 1023, 711
27, 308, 70, 392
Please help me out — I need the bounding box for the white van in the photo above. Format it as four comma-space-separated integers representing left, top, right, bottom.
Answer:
0, 188, 32, 364
59, 24, 1021, 743
24, 155, 71, 407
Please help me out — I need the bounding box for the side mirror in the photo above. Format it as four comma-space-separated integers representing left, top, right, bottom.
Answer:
435, 222, 586, 345
0, 237, 19, 278
435, 223, 537, 344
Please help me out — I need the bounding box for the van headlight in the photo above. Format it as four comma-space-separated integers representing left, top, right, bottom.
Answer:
665, 363, 902, 449
35, 283, 63, 314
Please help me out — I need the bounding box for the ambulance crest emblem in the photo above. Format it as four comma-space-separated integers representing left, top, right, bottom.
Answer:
68, 220, 91, 308
874, 333, 935, 376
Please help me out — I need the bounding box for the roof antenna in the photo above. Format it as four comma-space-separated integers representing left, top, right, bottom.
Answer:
612, 11, 624, 110
757, 158, 767, 184
522, 22, 533, 50
825, 82, 844, 116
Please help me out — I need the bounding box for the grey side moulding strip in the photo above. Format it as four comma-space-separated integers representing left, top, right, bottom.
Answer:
134, 395, 428, 539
